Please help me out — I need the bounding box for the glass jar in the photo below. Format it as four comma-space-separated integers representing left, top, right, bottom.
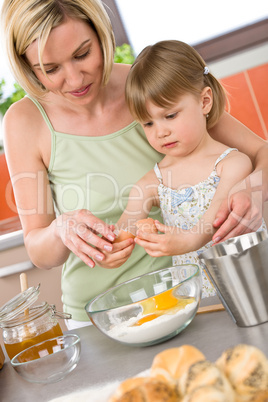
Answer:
0, 284, 71, 360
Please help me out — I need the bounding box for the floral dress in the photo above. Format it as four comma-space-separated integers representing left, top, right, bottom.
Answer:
154, 148, 237, 298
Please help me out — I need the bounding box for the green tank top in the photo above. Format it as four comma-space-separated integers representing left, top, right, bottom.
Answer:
29, 96, 172, 321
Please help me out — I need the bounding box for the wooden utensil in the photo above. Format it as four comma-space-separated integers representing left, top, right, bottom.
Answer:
20, 272, 29, 317
197, 304, 225, 314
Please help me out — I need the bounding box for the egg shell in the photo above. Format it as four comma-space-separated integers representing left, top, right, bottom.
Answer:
113, 230, 135, 243
135, 218, 158, 233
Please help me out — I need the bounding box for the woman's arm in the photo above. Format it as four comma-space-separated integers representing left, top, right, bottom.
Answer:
209, 112, 268, 242
3, 100, 115, 269
135, 151, 253, 256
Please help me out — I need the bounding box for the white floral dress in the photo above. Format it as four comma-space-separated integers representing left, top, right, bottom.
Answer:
154, 148, 237, 298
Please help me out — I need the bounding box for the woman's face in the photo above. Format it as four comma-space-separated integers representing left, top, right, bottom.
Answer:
25, 17, 104, 104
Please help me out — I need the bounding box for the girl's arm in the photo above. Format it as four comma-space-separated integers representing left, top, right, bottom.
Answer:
209, 112, 268, 242
114, 191, 145, 237
135, 151, 253, 256
94, 170, 158, 269
116, 170, 159, 234
3, 100, 115, 269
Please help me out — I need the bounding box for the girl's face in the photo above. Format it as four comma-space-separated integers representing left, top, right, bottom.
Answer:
26, 17, 104, 105
141, 89, 212, 158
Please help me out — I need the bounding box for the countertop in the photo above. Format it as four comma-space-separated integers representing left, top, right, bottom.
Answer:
1, 296, 268, 402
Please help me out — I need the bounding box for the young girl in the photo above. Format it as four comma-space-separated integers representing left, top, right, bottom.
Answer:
114, 40, 266, 297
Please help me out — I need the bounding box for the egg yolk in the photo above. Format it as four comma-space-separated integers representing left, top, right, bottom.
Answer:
134, 313, 160, 326
133, 288, 195, 326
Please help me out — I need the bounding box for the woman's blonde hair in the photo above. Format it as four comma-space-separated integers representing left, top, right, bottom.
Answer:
126, 40, 227, 129
1, 0, 115, 99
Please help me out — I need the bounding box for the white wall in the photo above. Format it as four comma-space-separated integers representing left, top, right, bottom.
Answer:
0, 0, 267, 96
115, 0, 268, 55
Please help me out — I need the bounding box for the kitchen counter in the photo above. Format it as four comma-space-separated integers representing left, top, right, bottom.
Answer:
1, 295, 268, 402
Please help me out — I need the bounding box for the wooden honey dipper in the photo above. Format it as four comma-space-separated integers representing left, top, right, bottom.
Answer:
20, 272, 29, 317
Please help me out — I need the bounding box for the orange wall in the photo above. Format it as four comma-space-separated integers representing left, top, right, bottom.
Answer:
0, 153, 18, 221
221, 62, 268, 140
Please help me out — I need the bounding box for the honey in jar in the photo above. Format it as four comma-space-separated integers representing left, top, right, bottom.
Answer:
16, 336, 65, 363
0, 284, 71, 360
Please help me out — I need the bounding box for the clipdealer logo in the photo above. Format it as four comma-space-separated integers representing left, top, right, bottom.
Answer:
5, 169, 265, 233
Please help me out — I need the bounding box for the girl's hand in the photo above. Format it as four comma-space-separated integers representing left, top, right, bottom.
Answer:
135, 221, 181, 257
93, 238, 135, 269
212, 186, 263, 244
55, 209, 116, 268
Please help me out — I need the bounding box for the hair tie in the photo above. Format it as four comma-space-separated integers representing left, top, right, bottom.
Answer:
204, 66, 209, 75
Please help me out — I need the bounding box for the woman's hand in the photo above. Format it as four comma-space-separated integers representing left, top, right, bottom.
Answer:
93, 238, 135, 269
55, 209, 117, 268
212, 173, 264, 243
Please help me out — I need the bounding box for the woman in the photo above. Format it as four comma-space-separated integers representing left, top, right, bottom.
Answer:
1, 0, 267, 327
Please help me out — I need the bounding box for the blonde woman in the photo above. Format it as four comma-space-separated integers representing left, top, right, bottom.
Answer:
1, 0, 268, 327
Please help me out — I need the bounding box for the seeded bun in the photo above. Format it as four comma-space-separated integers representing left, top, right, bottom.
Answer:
251, 390, 268, 402
216, 344, 268, 398
109, 344, 268, 402
181, 385, 235, 402
178, 360, 236, 400
109, 377, 178, 402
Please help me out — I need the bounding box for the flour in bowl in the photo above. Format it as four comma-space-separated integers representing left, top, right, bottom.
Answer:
105, 301, 198, 344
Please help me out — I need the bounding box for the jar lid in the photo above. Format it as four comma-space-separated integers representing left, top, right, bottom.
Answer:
0, 284, 40, 325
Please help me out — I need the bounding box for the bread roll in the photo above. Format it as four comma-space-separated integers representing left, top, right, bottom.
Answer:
216, 344, 268, 398
150, 345, 205, 384
109, 377, 148, 401
135, 218, 158, 234
109, 377, 179, 402
110, 344, 268, 402
113, 229, 135, 243
181, 385, 234, 402
178, 360, 236, 400
251, 390, 268, 402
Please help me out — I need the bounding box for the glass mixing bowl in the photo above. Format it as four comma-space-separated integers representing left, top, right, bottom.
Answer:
85, 264, 201, 347
10, 334, 81, 383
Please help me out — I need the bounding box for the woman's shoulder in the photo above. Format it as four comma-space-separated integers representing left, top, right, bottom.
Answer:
4, 96, 41, 127
3, 96, 46, 145
113, 62, 132, 74
106, 64, 133, 122
110, 63, 131, 88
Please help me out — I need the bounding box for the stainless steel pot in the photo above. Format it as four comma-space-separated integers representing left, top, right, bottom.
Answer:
199, 231, 268, 327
